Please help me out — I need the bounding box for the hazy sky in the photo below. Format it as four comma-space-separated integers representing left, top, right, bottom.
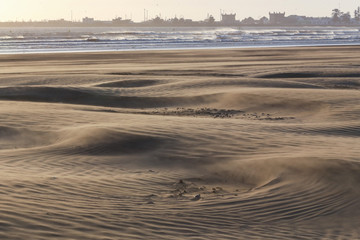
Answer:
0, 0, 359, 22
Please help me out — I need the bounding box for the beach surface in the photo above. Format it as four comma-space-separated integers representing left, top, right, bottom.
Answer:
0, 46, 360, 239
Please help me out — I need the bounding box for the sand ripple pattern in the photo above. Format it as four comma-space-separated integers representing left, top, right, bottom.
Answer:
0, 47, 359, 239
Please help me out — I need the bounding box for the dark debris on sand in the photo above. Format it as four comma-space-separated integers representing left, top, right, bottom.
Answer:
151, 108, 243, 119
167, 179, 240, 201
149, 108, 295, 121
84, 107, 295, 121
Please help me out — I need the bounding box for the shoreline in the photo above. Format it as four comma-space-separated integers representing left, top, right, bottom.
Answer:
1, 42, 360, 55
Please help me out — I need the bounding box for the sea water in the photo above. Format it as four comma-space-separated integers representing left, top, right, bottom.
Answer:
0, 26, 359, 53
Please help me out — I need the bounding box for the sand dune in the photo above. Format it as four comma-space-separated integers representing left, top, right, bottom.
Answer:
0, 46, 359, 239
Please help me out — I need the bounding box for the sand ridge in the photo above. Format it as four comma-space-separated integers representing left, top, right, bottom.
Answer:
0, 46, 359, 239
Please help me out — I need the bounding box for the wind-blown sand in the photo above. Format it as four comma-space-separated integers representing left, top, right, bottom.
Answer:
0, 46, 359, 239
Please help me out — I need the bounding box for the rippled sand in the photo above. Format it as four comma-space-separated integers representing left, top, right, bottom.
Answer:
0, 46, 360, 239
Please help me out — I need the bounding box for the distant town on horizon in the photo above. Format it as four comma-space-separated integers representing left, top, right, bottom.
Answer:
1, 7, 360, 27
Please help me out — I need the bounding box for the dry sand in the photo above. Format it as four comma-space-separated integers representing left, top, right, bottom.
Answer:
0, 46, 359, 239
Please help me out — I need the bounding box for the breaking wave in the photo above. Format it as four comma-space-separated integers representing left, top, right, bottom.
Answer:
0, 26, 359, 53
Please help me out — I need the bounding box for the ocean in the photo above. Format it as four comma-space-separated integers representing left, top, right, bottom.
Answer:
0, 26, 360, 53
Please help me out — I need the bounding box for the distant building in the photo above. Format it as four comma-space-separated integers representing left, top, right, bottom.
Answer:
112, 17, 133, 25
355, 7, 360, 21
151, 16, 164, 25
286, 15, 306, 25
306, 17, 331, 25
48, 19, 66, 23
82, 17, 95, 23
269, 12, 285, 24
221, 14, 237, 25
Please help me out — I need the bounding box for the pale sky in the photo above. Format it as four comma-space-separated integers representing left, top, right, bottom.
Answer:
0, 0, 359, 22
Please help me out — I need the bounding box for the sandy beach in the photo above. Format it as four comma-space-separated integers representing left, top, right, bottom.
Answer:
0, 46, 360, 239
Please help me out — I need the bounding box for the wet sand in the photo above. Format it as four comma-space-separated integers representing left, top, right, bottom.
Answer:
0, 46, 360, 239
